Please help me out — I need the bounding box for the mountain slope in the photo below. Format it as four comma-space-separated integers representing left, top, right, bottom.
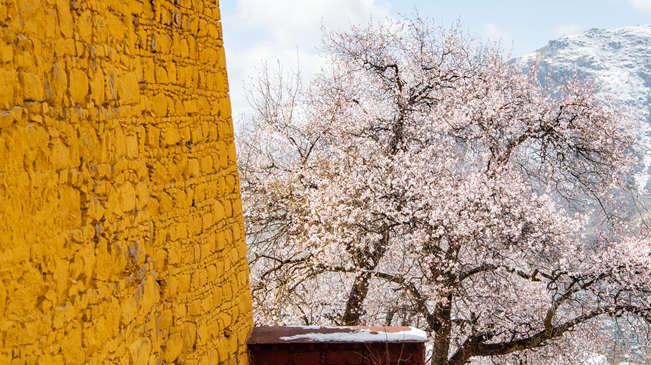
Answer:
517, 25, 651, 189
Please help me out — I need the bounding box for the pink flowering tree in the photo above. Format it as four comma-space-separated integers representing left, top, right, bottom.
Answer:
236, 17, 651, 365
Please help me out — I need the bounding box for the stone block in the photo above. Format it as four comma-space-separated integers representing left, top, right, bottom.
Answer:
89, 72, 105, 105
159, 309, 173, 329
0, 69, 17, 109
52, 303, 76, 330
151, 92, 168, 117
214, 201, 225, 223
68, 69, 89, 105
20, 72, 44, 102
162, 125, 180, 146
0, 42, 13, 63
162, 332, 183, 363
128, 338, 151, 365
188, 158, 201, 177
178, 274, 191, 294
117, 182, 136, 213
181, 322, 197, 353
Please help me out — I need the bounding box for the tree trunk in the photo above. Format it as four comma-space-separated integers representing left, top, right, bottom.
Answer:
342, 232, 390, 325
342, 271, 372, 325
431, 295, 453, 365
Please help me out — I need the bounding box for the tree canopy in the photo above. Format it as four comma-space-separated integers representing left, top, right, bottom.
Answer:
236, 17, 651, 365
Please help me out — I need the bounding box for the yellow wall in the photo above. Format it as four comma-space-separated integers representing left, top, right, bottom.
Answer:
0, 0, 253, 363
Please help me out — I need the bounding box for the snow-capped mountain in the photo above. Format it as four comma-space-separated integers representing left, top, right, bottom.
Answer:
517, 25, 651, 189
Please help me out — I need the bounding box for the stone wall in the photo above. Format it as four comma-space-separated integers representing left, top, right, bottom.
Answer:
0, 0, 253, 363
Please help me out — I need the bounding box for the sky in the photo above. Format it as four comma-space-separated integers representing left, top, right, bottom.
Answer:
220, 0, 651, 119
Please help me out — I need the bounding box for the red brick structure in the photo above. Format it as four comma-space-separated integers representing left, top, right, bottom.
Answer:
247, 326, 428, 365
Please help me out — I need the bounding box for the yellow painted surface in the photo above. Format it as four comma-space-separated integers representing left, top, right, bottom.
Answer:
0, 0, 253, 363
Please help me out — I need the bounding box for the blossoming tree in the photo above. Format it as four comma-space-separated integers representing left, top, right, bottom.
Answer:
237, 17, 651, 365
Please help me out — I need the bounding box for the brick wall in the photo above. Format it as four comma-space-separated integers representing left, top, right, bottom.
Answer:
0, 0, 253, 363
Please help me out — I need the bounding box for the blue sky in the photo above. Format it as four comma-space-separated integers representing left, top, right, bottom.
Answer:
220, 0, 651, 118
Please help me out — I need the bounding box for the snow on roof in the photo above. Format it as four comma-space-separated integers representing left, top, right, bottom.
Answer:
247, 326, 428, 344
279, 327, 427, 342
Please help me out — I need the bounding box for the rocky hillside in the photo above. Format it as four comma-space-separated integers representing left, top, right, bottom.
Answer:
517, 25, 651, 190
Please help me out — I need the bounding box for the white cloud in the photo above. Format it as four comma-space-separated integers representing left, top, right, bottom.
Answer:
482, 23, 513, 43
224, 0, 393, 123
237, 0, 391, 42
628, 0, 651, 12
553, 23, 582, 37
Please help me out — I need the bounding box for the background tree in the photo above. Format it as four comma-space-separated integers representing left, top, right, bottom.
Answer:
236, 17, 651, 365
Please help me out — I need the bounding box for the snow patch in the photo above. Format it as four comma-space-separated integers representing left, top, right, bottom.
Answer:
279, 326, 428, 342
